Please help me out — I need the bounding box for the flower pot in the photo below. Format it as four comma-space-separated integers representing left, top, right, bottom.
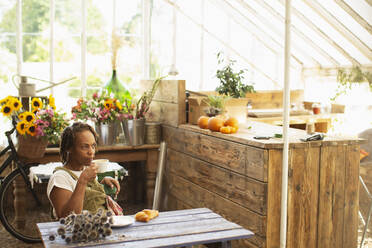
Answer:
121, 118, 145, 146
95, 121, 120, 146
145, 122, 161, 144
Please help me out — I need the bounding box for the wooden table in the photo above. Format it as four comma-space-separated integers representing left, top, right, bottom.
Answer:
247, 113, 342, 133
37, 208, 254, 248
25, 144, 160, 208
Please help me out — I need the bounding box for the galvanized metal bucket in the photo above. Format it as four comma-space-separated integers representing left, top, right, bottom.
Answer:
121, 118, 145, 146
145, 122, 161, 144
95, 121, 120, 146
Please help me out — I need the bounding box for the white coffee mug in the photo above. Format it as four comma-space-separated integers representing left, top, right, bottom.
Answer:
93, 159, 109, 173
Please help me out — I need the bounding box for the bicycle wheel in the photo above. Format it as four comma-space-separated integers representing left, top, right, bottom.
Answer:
0, 165, 53, 243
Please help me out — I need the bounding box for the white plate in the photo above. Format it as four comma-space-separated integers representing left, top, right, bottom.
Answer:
111, 216, 135, 227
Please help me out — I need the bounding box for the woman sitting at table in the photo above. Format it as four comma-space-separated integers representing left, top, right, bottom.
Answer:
47, 122, 123, 219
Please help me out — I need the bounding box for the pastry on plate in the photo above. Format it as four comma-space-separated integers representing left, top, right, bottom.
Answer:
135, 209, 159, 222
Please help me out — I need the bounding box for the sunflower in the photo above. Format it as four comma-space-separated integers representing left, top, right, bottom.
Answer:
1, 104, 13, 117
23, 111, 35, 123
26, 124, 37, 136
48, 94, 56, 110
0, 96, 12, 105
115, 100, 122, 110
18, 112, 25, 120
31, 98, 43, 110
16, 121, 28, 135
11, 98, 22, 111
32, 108, 39, 115
104, 99, 114, 110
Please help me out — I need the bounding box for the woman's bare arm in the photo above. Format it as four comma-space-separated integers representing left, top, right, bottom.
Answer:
49, 180, 88, 218
50, 165, 97, 218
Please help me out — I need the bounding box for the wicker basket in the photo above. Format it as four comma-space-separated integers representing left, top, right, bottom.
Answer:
17, 135, 48, 159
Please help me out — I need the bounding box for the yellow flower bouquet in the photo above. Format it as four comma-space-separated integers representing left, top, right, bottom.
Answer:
0, 95, 69, 145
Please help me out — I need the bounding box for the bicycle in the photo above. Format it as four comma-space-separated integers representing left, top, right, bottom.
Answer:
0, 118, 53, 243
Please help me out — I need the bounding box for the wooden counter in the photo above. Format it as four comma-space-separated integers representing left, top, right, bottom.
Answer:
162, 121, 362, 248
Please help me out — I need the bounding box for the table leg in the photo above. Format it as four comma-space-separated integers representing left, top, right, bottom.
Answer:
146, 149, 159, 208
14, 175, 26, 229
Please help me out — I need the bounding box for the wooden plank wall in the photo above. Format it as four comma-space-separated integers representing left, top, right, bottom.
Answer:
192, 89, 304, 110
246, 90, 304, 109
139, 80, 186, 127
162, 125, 360, 248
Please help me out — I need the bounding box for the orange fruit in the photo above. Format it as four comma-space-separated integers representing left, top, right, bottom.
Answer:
230, 126, 238, 133
224, 116, 239, 128
208, 117, 224, 132
220, 126, 232, 134
197, 116, 209, 129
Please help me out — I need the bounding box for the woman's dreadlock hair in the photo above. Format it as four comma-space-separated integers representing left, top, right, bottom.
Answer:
60, 122, 98, 164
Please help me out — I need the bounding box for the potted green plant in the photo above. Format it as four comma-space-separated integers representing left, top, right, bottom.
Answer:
214, 52, 255, 121
215, 51, 255, 98
205, 95, 229, 117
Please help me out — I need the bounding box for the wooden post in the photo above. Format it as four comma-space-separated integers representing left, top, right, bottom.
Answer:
146, 149, 159, 208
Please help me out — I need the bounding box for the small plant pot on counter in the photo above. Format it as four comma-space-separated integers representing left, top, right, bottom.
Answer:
188, 96, 249, 124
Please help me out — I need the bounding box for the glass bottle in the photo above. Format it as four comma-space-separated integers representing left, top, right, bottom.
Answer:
306, 119, 315, 135
104, 70, 131, 102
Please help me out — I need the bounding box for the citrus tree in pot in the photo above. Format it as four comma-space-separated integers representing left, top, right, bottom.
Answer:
215, 52, 255, 121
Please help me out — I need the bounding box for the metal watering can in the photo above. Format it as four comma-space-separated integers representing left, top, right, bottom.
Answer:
12, 75, 76, 97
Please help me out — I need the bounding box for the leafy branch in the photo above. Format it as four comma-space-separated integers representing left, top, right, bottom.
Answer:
331, 66, 372, 101
135, 75, 168, 119
205, 95, 229, 116
215, 52, 255, 98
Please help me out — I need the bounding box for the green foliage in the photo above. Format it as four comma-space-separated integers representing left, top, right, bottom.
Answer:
122, 75, 167, 119
54, 40, 74, 62
25, 36, 49, 62
0, 0, 104, 62
122, 13, 141, 47
331, 66, 372, 101
205, 95, 229, 116
87, 36, 109, 54
215, 52, 255, 98
68, 75, 105, 98
206, 95, 228, 110
0, 0, 49, 61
